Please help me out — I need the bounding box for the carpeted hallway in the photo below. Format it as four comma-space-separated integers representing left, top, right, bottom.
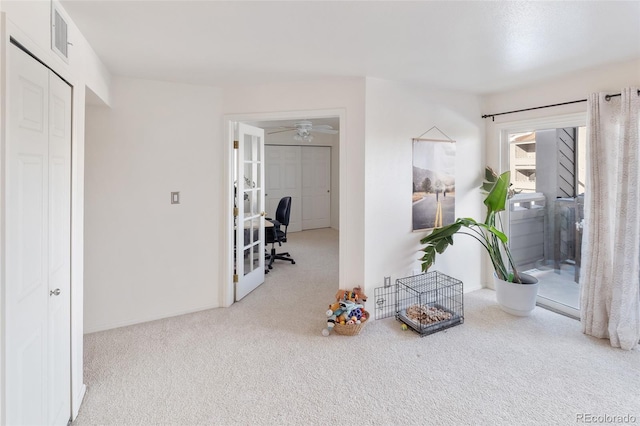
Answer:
74, 228, 640, 426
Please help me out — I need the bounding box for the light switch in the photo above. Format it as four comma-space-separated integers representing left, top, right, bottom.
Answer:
171, 192, 180, 204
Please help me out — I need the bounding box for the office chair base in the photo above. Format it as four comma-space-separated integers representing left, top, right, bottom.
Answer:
266, 248, 295, 268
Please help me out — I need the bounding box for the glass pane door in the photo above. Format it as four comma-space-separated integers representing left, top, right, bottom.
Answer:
234, 123, 265, 301
508, 126, 586, 317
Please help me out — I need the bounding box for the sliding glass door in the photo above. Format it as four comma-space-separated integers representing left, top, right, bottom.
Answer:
506, 124, 586, 318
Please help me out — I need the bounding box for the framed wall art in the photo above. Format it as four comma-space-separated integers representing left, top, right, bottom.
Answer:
412, 127, 456, 232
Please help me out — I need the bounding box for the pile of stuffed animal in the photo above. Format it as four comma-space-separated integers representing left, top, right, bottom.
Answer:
322, 286, 369, 336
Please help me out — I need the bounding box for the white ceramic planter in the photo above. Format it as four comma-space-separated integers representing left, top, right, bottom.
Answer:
494, 272, 539, 316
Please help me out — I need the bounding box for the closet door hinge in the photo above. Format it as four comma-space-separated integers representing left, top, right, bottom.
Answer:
233, 274, 238, 283
233, 140, 239, 149
233, 207, 239, 217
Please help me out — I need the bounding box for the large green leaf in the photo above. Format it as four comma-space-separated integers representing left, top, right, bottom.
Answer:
483, 171, 510, 214
434, 238, 451, 253
483, 224, 508, 243
480, 167, 498, 192
458, 217, 479, 227
419, 222, 462, 244
481, 181, 495, 192
485, 167, 498, 182
420, 246, 437, 271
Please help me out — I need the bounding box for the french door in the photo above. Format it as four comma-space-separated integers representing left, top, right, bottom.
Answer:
233, 123, 266, 301
5, 42, 72, 425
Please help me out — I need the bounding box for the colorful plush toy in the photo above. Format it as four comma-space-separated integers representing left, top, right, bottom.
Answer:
323, 286, 368, 336
324, 300, 364, 335
352, 286, 368, 303
335, 286, 368, 304
350, 307, 363, 321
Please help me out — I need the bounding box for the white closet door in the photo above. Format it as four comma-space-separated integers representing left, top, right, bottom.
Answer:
6, 43, 71, 426
47, 71, 72, 426
265, 145, 302, 232
6, 42, 51, 426
301, 146, 331, 230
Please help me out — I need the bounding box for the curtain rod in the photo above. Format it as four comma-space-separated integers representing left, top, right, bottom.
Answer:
481, 90, 640, 121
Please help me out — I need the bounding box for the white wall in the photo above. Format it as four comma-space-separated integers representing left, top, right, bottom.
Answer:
84, 76, 223, 332
223, 78, 366, 302
0, 0, 111, 420
363, 78, 485, 294
86, 75, 484, 326
0, 0, 111, 104
481, 58, 640, 287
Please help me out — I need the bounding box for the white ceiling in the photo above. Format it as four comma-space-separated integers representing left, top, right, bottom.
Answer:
61, 1, 640, 95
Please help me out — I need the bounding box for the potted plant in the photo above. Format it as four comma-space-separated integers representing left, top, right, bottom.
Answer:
419, 167, 539, 316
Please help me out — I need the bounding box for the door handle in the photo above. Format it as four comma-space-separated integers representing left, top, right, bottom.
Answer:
50, 288, 61, 296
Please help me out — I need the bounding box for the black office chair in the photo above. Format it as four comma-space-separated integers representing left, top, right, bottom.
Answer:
265, 196, 296, 268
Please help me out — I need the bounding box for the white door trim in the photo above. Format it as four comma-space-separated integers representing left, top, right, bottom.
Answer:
222, 108, 345, 307
492, 112, 587, 173
1, 17, 87, 421
4, 38, 72, 426
493, 112, 587, 319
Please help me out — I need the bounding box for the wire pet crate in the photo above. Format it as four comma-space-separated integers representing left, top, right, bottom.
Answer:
395, 271, 463, 336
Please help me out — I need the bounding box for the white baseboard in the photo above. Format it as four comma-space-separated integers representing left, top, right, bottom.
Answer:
84, 303, 220, 334
464, 283, 483, 293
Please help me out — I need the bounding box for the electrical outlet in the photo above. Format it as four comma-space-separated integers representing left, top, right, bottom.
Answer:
384, 276, 391, 287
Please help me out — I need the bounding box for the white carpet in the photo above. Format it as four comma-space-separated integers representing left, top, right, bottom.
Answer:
74, 228, 640, 426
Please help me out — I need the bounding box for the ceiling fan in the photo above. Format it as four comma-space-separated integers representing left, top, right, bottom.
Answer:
266, 120, 338, 142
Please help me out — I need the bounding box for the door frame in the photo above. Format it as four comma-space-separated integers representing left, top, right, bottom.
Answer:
1, 18, 84, 423
222, 109, 345, 307
494, 113, 587, 174
493, 112, 586, 318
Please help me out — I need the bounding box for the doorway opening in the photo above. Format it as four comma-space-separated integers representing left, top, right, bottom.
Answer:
224, 110, 344, 306
250, 117, 338, 233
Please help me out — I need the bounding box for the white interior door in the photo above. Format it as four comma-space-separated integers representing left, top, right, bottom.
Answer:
47, 70, 72, 426
234, 123, 266, 301
6, 43, 71, 426
265, 145, 302, 232
6, 41, 50, 426
302, 146, 331, 229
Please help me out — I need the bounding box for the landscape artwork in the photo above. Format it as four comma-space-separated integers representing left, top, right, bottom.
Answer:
412, 139, 456, 231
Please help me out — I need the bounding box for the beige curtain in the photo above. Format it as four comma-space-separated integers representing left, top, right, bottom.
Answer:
580, 87, 640, 350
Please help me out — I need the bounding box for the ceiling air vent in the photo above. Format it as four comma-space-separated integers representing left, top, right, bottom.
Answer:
51, 5, 69, 62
